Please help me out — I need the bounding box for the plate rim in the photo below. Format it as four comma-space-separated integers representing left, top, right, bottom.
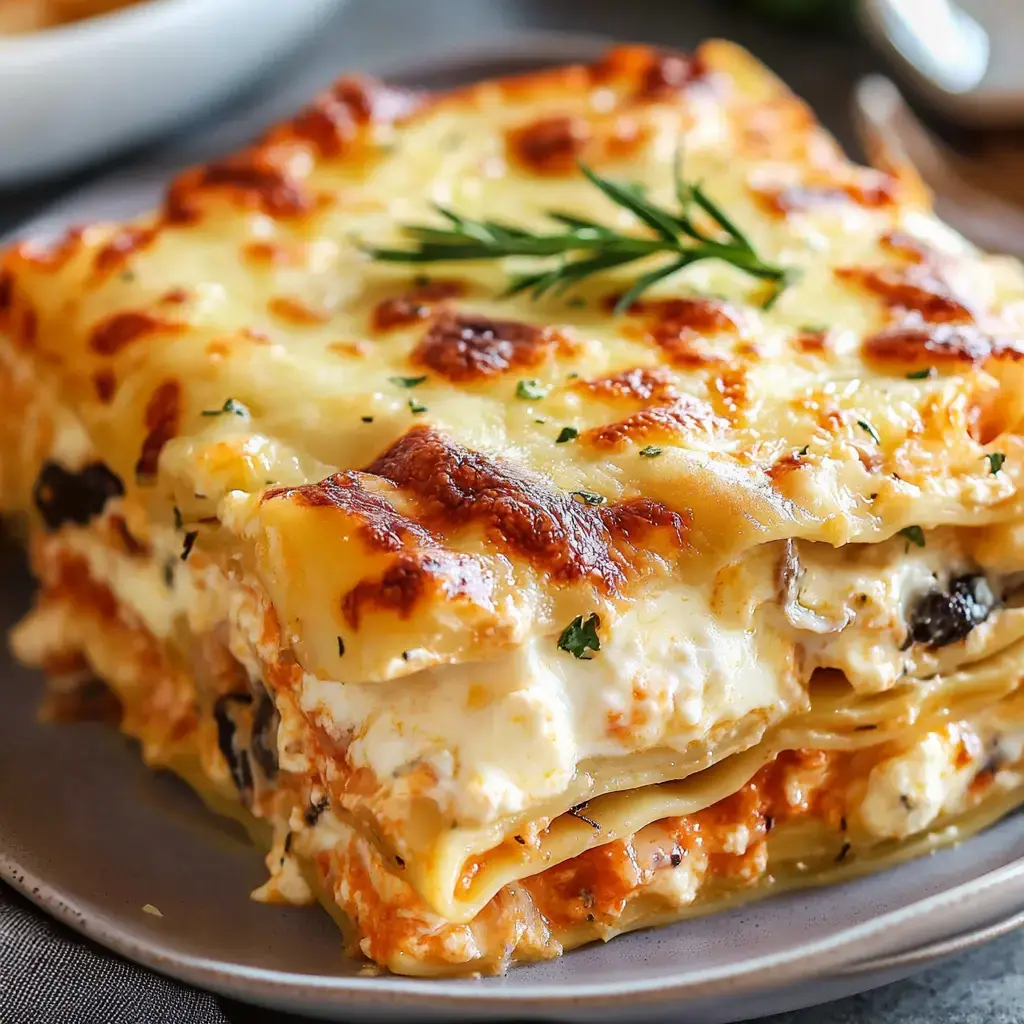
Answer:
4, 845, 1024, 1014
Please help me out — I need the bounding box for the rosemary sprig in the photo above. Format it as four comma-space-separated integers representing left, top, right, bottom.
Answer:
365, 159, 794, 312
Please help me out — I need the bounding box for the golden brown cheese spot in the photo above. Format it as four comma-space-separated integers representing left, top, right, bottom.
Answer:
89, 311, 182, 356
767, 448, 811, 482
242, 241, 302, 267
165, 156, 311, 225
836, 266, 975, 324
755, 178, 896, 216
341, 550, 493, 629
507, 115, 590, 175
880, 230, 931, 264
365, 426, 689, 593
584, 396, 725, 449
15, 228, 85, 272
864, 323, 1024, 367
274, 76, 421, 159
93, 225, 158, 276
579, 366, 679, 404
597, 46, 705, 101
327, 340, 370, 359
135, 380, 181, 482
161, 287, 191, 305
629, 297, 741, 366
412, 312, 554, 382
265, 472, 434, 553
507, 110, 652, 176
267, 296, 331, 326
710, 364, 752, 423
372, 279, 466, 332
92, 369, 117, 404
793, 328, 829, 354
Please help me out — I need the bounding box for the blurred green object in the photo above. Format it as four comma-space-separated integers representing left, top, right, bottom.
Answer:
742, 0, 856, 28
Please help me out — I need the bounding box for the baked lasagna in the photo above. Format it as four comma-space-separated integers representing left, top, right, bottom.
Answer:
4, 41, 1024, 976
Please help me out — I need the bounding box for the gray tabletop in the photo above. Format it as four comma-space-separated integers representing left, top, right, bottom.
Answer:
3, 2, 1023, 1022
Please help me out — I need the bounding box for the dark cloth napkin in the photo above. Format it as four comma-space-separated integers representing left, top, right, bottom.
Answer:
0, 886, 229, 1024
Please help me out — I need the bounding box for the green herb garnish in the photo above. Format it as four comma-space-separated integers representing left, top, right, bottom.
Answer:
857, 420, 881, 444
337, 636, 346, 657
558, 613, 602, 660
201, 397, 249, 418
985, 452, 1006, 475
571, 490, 606, 506
639, 445, 664, 457
389, 375, 428, 388
906, 368, 934, 380
556, 426, 579, 443
364, 156, 794, 312
899, 525, 926, 549
408, 399, 427, 414
516, 379, 549, 400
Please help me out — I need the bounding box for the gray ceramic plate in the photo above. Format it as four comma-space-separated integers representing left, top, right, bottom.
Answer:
4, 36, 1024, 1024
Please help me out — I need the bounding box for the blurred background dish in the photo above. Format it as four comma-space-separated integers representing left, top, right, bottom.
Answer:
0, 0, 347, 184
0, 0, 144, 35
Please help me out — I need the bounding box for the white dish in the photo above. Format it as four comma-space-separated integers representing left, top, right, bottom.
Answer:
0, 0, 347, 185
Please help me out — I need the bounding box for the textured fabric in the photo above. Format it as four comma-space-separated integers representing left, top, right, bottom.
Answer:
0, 886, 228, 1024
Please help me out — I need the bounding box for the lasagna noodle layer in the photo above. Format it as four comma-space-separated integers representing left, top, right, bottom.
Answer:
19, 547, 1024, 975
11, 526, 1024, 937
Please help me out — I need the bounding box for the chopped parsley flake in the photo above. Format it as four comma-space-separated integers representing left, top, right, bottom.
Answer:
800, 323, 828, 334
172, 506, 183, 530
899, 525, 926, 549
567, 297, 587, 308
516, 379, 549, 400
408, 399, 427, 414
389, 375, 428, 388
835, 841, 852, 864
556, 426, 579, 443
985, 452, 1006, 475
180, 530, 198, 561
906, 368, 934, 380
856, 420, 881, 444
558, 613, 601, 660
337, 636, 345, 657
571, 490, 606, 506
797, 445, 810, 456
201, 397, 249, 418
639, 445, 664, 458
162, 560, 175, 589
361, 415, 374, 423
120, 270, 136, 283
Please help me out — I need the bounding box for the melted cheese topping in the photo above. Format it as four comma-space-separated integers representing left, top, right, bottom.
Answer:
5, 40, 1024, 692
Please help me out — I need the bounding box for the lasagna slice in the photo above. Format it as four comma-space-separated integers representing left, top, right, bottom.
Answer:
4, 41, 1024, 976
